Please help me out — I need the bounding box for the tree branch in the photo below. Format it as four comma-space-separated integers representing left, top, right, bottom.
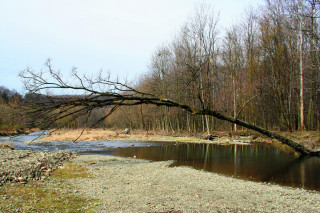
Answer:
19, 64, 320, 156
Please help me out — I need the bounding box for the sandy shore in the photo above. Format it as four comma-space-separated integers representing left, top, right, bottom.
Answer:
67, 154, 320, 212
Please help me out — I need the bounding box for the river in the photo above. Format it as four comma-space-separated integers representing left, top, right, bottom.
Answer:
1, 132, 320, 191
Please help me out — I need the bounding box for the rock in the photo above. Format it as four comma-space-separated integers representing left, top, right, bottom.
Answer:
124, 128, 130, 134
18, 177, 26, 182
205, 135, 218, 141
0, 149, 73, 185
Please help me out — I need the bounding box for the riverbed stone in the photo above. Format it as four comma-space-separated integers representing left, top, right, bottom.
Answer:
0, 145, 73, 185
67, 155, 320, 212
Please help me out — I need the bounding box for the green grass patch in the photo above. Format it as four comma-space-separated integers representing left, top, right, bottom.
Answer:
0, 162, 99, 212
0, 181, 99, 212
50, 163, 93, 180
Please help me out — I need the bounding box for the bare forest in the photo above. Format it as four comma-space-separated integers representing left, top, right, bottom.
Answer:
2, 2, 320, 211
2, 0, 320, 136
103, 0, 320, 133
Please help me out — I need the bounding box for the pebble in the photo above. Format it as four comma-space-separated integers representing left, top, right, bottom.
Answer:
66, 155, 320, 212
0, 146, 73, 185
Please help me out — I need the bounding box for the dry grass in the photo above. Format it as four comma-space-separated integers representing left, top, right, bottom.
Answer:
42, 128, 209, 143
41, 128, 320, 149
0, 127, 40, 136
279, 131, 320, 150
44, 129, 121, 141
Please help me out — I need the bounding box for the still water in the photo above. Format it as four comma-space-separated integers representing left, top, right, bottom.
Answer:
113, 143, 320, 191
1, 132, 320, 191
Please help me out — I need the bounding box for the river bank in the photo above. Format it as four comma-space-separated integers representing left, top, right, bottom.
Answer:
0, 145, 73, 185
0, 128, 40, 136
66, 154, 320, 212
0, 146, 97, 212
40, 128, 320, 149
41, 128, 267, 144
1, 143, 319, 212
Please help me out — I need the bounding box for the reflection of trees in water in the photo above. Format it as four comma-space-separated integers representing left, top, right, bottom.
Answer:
261, 155, 305, 182
113, 143, 320, 191
261, 156, 320, 190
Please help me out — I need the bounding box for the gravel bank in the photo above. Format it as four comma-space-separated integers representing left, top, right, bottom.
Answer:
0, 146, 73, 185
68, 155, 320, 212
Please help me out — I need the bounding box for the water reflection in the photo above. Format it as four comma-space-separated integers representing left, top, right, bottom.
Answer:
113, 143, 320, 191
2, 132, 320, 191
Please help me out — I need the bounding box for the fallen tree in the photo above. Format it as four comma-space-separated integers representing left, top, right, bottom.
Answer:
20, 60, 320, 156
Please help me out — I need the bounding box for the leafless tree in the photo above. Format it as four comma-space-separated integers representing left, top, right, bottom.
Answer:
19, 59, 319, 156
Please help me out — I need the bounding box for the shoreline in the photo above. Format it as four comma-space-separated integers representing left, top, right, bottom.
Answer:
0, 145, 319, 211
39, 128, 269, 145
66, 154, 320, 212
0, 128, 40, 137
0, 146, 73, 186
38, 128, 320, 151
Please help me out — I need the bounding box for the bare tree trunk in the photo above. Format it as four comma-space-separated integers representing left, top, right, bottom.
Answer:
300, 18, 305, 131
233, 76, 237, 132
140, 104, 145, 130
187, 113, 191, 132
205, 115, 210, 135
200, 108, 317, 156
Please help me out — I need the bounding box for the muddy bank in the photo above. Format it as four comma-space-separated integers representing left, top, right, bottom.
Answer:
67, 155, 320, 212
0, 146, 73, 185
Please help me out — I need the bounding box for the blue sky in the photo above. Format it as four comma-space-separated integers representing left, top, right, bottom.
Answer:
0, 0, 262, 93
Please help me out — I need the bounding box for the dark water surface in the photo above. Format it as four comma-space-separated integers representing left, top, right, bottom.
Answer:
113, 143, 320, 191
1, 132, 320, 191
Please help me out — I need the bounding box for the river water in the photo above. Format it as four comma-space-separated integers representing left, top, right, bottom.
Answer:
1, 132, 320, 191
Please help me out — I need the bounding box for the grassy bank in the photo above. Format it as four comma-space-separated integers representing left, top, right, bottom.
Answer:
0, 163, 98, 212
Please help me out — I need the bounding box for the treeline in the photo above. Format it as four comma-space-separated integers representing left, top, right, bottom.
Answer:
0, 86, 25, 130
105, 0, 320, 133
0, 87, 108, 130
5, 0, 320, 133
